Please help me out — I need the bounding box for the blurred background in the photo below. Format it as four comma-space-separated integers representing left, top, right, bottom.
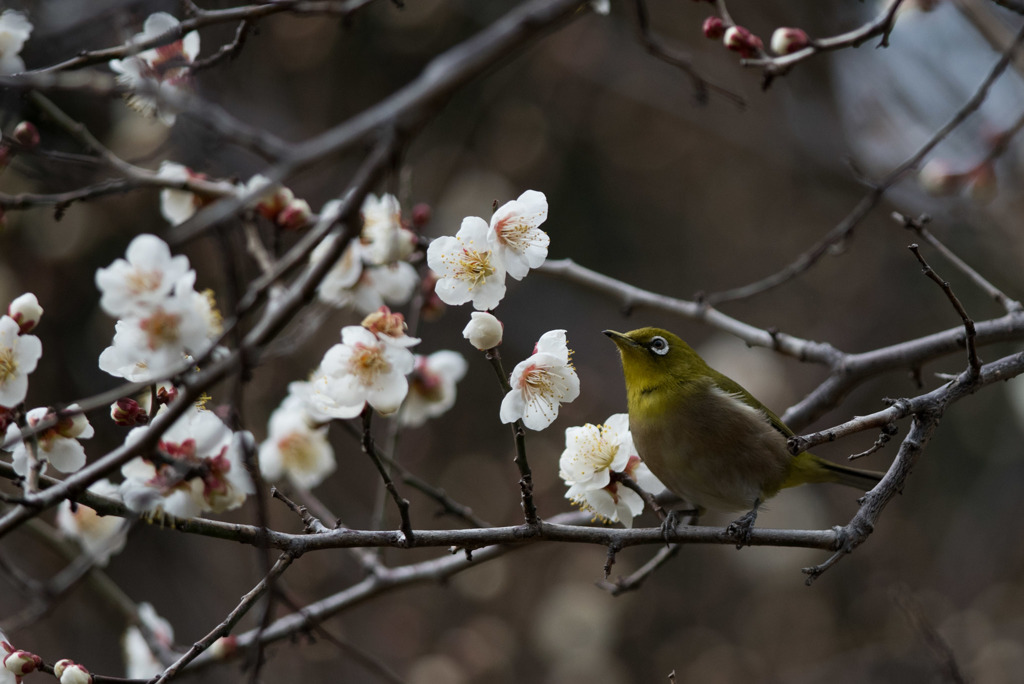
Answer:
3, 0, 1024, 682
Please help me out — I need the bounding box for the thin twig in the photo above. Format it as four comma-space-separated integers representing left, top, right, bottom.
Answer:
360, 409, 414, 545
909, 244, 982, 374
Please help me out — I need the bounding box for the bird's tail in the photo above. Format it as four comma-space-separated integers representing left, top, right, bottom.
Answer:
783, 453, 884, 491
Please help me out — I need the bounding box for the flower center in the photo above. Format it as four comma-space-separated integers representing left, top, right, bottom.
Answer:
127, 268, 163, 296
0, 347, 17, 386
349, 344, 390, 384
455, 247, 495, 288
278, 432, 317, 471
493, 216, 533, 250
140, 308, 182, 350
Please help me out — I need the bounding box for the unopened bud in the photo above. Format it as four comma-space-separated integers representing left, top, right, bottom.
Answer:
361, 306, 408, 339
3, 650, 42, 676
723, 26, 762, 57
12, 121, 39, 149
918, 159, 962, 196
771, 27, 810, 55
420, 273, 446, 323
7, 293, 42, 333
54, 659, 92, 684
463, 311, 503, 351
156, 386, 178, 406
702, 17, 725, 40
277, 198, 312, 231
411, 203, 432, 228
208, 635, 238, 660
111, 398, 148, 427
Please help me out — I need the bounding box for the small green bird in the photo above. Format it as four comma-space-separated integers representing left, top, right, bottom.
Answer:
605, 327, 883, 543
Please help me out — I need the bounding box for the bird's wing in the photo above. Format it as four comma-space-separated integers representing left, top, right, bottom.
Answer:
707, 368, 795, 439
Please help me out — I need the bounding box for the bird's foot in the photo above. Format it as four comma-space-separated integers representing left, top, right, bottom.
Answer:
726, 501, 760, 549
659, 507, 701, 544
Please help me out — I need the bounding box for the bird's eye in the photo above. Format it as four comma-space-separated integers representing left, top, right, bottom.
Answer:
649, 336, 669, 356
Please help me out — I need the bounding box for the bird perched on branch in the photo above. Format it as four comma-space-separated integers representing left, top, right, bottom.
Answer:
605, 327, 883, 545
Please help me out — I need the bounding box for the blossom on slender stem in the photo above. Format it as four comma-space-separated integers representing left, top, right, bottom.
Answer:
487, 190, 549, 280
95, 234, 193, 317
499, 330, 580, 430
558, 413, 664, 527
401, 350, 468, 428
7, 405, 94, 476
108, 12, 200, 125
427, 217, 506, 311
0, 315, 41, 407
311, 326, 416, 418
259, 393, 335, 489
0, 10, 32, 75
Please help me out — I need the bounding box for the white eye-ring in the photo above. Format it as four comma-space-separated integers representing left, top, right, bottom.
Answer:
649, 336, 669, 356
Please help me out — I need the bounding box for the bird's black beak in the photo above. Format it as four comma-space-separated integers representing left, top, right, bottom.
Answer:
603, 330, 637, 347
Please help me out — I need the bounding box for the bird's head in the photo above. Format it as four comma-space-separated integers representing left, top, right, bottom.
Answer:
603, 327, 708, 392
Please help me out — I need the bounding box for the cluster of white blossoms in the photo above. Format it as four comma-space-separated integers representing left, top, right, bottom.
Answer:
424, 190, 578, 431
96, 234, 222, 382
427, 190, 549, 311
559, 414, 665, 528
119, 405, 254, 518
259, 305, 469, 490
310, 194, 420, 314
108, 12, 199, 126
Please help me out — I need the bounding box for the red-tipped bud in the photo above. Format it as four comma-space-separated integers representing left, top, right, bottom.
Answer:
276, 198, 312, 231
208, 635, 238, 660
411, 203, 432, 228
3, 650, 42, 676
7, 293, 42, 334
111, 398, 149, 427
13, 122, 39, 149
156, 386, 178, 406
770, 28, 810, 55
361, 305, 407, 339
54, 659, 93, 684
723, 26, 762, 58
702, 17, 724, 40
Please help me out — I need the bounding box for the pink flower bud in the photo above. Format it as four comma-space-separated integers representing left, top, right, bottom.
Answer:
7, 293, 42, 333
276, 198, 312, 231
208, 635, 238, 660
918, 159, 962, 196
3, 650, 42, 676
702, 17, 724, 40
111, 398, 149, 426
361, 306, 408, 339
770, 28, 810, 55
411, 203, 432, 228
723, 26, 762, 58
12, 122, 39, 149
54, 659, 92, 684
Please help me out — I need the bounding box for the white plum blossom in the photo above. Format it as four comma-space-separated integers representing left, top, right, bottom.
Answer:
122, 603, 174, 680
0, 315, 41, 407
361, 193, 416, 265
108, 12, 200, 125
0, 10, 32, 75
462, 311, 503, 350
56, 479, 129, 566
312, 231, 365, 303
120, 406, 253, 518
7, 293, 42, 334
95, 234, 193, 317
559, 413, 665, 527
500, 329, 580, 431
401, 350, 468, 428
258, 394, 335, 489
311, 325, 417, 418
98, 283, 219, 382
7, 405, 94, 476
427, 216, 506, 311
156, 161, 229, 225
486, 190, 549, 280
